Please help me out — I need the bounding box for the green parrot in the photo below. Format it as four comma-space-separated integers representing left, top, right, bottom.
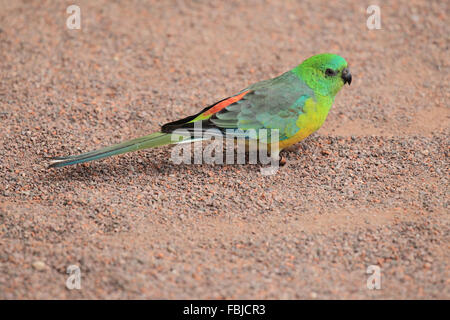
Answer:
49, 53, 351, 168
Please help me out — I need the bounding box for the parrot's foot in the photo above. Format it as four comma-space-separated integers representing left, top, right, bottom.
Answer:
279, 155, 287, 166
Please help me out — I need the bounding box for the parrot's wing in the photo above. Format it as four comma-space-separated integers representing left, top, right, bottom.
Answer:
212, 71, 315, 140
162, 71, 315, 141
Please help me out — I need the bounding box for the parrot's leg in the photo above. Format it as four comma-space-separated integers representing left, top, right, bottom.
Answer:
268, 147, 286, 167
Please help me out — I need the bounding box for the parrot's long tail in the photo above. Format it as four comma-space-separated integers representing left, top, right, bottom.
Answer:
48, 132, 188, 168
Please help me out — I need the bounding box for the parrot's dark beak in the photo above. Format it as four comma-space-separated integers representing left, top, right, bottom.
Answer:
342, 68, 352, 85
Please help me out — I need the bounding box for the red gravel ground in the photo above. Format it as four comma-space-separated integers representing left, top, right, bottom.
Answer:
0, 0, 449, 299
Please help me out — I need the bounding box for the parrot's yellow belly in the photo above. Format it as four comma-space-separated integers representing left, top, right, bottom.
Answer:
274, 97, 332, 150
277, 128, 316, 149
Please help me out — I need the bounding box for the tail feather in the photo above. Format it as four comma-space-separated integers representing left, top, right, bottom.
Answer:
48, 132, 184, 168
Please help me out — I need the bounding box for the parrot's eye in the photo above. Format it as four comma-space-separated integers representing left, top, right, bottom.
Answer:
325, 68, 337, 77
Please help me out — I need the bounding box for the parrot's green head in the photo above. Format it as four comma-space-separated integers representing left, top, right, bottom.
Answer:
294, 53, 351, 97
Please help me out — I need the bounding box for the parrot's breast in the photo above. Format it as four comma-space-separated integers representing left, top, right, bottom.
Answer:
276, 96, 333, 150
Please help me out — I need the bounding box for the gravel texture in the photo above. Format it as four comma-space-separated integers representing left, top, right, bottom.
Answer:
0, 0, 448, 299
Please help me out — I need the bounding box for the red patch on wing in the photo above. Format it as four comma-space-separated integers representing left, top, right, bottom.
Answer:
201, 90, 250, 117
